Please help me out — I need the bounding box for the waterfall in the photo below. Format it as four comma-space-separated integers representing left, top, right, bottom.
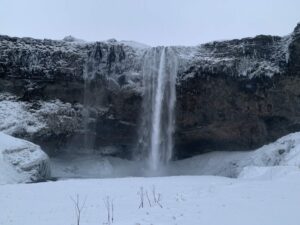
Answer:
82, 58, 94, 152
139, 47, 178, 171
82, 47, 100, 152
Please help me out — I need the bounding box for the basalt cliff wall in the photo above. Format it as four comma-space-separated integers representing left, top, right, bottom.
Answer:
0, 24, 300, 158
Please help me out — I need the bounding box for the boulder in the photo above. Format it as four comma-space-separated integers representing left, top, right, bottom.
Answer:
0, 132, 51, 184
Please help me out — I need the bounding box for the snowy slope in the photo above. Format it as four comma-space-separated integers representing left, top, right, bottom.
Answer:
0, 132, 51, 184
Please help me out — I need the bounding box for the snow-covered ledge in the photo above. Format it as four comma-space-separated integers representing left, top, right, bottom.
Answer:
0, 132, 51, 184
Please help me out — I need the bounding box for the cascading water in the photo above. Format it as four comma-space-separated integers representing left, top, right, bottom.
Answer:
139, 47, 178, 171
82, 57, 94, 152
82, 47, 101, 152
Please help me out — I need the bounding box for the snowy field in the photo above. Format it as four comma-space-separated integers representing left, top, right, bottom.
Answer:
2, 132, 300, 225
1, 171, 300, 225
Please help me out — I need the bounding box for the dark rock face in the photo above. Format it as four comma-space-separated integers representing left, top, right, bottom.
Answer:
0, 23, 300, 159
0, 36, 143, 157
174, 29, 300, 158
176, 75, 300, 158
288, 23, 300, 76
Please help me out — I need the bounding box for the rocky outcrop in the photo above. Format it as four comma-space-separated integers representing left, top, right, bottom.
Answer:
0, 132, 50, 184
0, 23, 300, 159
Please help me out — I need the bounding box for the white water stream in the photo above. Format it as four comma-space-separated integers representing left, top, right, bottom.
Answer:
140, 47, 178, 170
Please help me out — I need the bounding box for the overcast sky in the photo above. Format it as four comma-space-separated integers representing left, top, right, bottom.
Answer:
0, 0, 300, 46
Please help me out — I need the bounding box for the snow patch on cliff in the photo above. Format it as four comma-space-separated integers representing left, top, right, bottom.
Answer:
0, 93, 81, 138
0, 94, 45, 135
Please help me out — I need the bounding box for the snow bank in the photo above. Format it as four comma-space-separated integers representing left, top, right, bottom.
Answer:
0, 132, 51, 184
172, 132, 300, 178
238, 166, 300, 180
252, 132, 300, 167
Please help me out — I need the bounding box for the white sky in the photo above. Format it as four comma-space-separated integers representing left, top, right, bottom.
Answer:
0, 0, 300, 46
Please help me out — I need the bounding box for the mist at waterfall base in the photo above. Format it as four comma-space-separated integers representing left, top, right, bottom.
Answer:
50, 151, 247, 179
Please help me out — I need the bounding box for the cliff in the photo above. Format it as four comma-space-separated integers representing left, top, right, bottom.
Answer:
0, 23, 300, 158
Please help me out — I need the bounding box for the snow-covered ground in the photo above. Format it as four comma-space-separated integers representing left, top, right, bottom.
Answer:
1, 172, 300, 225
2, 132, 300, 224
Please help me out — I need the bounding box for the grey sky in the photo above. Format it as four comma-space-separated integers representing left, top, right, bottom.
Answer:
0, 0, 300, 46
